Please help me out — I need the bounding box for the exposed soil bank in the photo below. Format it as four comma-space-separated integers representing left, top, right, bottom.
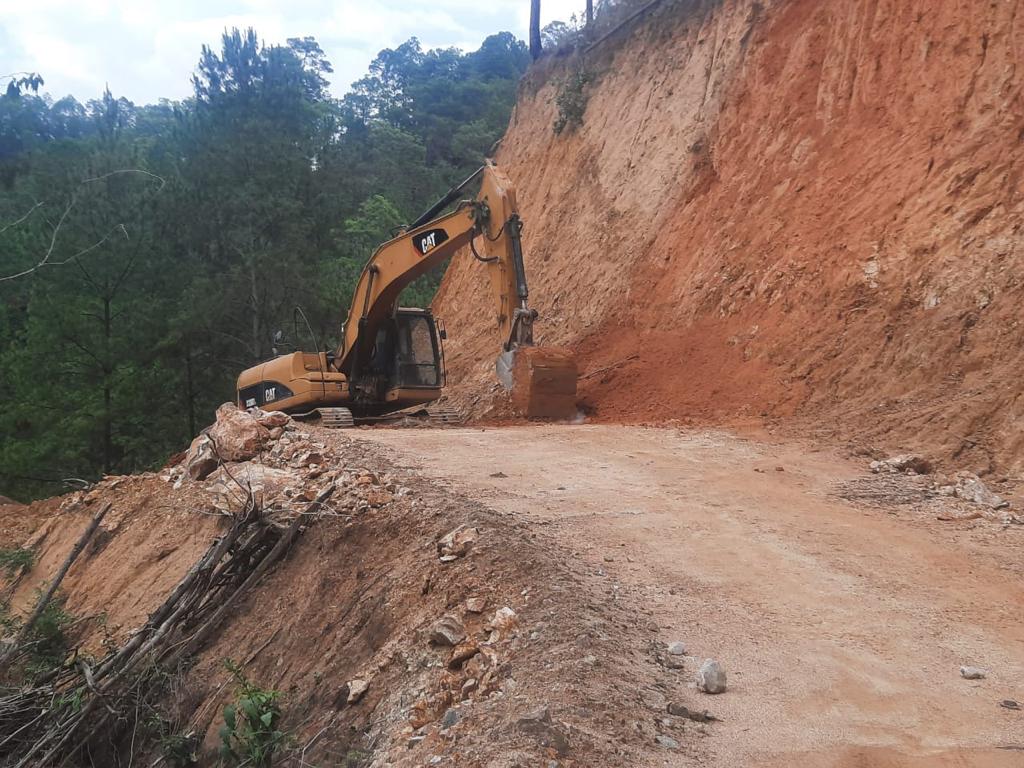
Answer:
434, 0, 1024, 475
1, 430, 666, 767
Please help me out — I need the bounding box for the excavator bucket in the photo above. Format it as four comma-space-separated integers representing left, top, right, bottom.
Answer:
507, 346, 579, 420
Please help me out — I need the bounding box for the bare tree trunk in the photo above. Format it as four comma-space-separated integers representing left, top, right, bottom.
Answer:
586, 0, 594, 25
249, 261, 261, 361
102, 294, 112, 474
529, 0, 542, 60
184, 340, 196, 437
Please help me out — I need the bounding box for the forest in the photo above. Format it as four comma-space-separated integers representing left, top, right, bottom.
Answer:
0, 29, 532, 500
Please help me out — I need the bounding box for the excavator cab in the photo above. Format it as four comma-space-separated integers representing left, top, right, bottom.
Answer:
364, 308, 445, 411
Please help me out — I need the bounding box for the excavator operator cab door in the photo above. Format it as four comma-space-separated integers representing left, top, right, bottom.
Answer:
373, 309, 445, 411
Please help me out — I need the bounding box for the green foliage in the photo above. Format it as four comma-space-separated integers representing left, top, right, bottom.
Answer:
218, 661, 286, 767
0, 27, 528, 501
553, 71, 593, 135
0, 546, 33, 574
159, 732, 199, 767
25, 590, 75, 674
0, 590, 75, 679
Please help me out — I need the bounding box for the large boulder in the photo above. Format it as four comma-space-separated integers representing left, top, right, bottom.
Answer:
208, 403, 270, 462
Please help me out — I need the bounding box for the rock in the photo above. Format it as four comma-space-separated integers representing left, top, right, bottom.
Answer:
516, 706, 570, 756
1000, 700, 1021, 710
448, 641, 480, 669
870, 454, 933, 475
488, 606, 518, 638
346, 679, 369, 704
185, 434, 218, 480
293, 450, 323, 468
640, 688, 667, 711
209, 403, 269, 461
949, 472, 1008, 509
667, 641, 686, 656
437, 525, 480, 559
267, 426, 284, 440
655, 735, 679, 750
960, 666, 987, 680
441, 707, 460, 729
429, 615, 466, 647
667, 702, 717, 722
461, 678, 478, 698
696, 659, 727, 694
254, 410, 290, 429
465, 597, 486, 613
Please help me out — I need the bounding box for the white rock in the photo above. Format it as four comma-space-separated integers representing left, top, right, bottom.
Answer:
667, 641, 686, 656
346, 679, 369, 704
489, 606, 518, 634
960, 666, 987, 680
438, 525, 480, 559
951, 472, 1008, 509
696, 659, 727, 694
870, 454, 932, 475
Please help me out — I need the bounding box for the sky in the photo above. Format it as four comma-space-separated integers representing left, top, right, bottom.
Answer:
0, 0, 583, 105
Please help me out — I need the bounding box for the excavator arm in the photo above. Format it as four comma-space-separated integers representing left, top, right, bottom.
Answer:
334, 163, 540, 386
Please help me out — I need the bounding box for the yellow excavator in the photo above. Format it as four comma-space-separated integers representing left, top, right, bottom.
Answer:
235, 163, 577, 426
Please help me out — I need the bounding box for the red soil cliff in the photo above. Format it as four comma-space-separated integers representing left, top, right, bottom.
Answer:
434, 0, 1024, 475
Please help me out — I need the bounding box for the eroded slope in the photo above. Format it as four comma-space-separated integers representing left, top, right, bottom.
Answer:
435, 0, 1024, 474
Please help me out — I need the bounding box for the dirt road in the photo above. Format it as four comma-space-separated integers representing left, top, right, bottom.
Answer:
351, 424, 1024, 767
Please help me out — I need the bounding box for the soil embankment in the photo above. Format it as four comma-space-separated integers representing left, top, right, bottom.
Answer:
0, 417, 667, 766
434, 0, 1024, 475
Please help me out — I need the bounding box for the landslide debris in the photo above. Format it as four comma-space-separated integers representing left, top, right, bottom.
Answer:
0, 407, 689, 766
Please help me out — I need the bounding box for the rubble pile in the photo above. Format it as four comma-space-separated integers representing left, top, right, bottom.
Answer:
160, 404, 404, 523
844, 454, 1022, 525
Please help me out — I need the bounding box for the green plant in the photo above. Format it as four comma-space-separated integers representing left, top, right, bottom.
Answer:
553, 70, 592, 134
0, 547, 34, 575
219, 661, 286, 767
160, 732, 199, 767
26, 591, 74, 673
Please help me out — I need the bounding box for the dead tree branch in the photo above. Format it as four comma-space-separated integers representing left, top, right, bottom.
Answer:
0, 169, 165, 283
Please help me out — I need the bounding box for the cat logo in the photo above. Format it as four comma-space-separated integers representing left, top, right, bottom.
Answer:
264, 386, 277, 402
412, 227, 449, 256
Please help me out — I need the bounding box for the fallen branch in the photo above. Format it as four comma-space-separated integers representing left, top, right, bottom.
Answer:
8, 503, 110, 654
581, 354, 639, 380
936, 512, 984, 522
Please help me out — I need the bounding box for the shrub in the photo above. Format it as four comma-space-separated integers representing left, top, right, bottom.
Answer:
218, 662, 286, 767
553, 71, 592, 134
0, 547, 33, 575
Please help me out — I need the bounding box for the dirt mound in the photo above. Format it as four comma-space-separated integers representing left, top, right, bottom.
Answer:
0, 413, 675, 766
434, 0, 1024, 474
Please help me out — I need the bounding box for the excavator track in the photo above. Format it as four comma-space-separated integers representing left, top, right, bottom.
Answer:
316, 407, 355, 429
426, 406, 464, 426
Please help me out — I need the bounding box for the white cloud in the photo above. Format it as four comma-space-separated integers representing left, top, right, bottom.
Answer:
1, 0, 587, 104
